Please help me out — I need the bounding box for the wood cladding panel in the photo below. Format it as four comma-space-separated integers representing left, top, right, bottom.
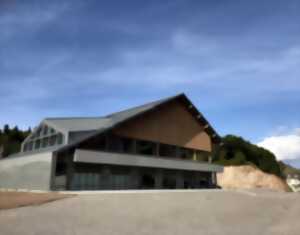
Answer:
113, 100, 212, 152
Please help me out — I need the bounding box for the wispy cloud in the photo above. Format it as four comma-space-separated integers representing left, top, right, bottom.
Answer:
1, 0, 300, 156
0, 1, 72, 42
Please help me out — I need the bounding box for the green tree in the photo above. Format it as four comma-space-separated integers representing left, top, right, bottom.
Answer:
0, 125, 31, 158
214, 135, 282, 177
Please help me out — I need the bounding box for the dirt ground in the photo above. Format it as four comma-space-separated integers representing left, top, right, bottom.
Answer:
0, 191, 74, 210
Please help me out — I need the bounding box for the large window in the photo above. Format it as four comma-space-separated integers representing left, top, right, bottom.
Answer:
123, 138, 135, 154
34, 139, 41, 150
23, 124, 64, 152
159, 144, 177, 158
178, 148, 194, 160
195, 151, 209, 162
137, 140, 157, 156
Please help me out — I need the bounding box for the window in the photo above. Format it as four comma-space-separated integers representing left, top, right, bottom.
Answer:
28, 142, 33, 151
49, 135, 57, 146
195, 151, 209, 162
57, 134, 63, 145
36, 128, 42, 138
42, 125, 48, 135
107, 135, 124, 152
159, 144, 176, 158
23, 143, 29, 152
163, 171, 176, 189
178, 148, 193, 160
42, 137, 49, 148
123, 138, 135, 154
137, 140, 156, 156
141, 174, 155, 189
34, 139, 41, 150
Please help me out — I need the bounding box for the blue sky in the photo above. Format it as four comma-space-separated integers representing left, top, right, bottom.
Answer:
1, 0, 300, 166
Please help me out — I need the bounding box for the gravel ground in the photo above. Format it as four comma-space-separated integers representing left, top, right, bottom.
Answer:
0, 189, 299, 235
0, 191, 73, 210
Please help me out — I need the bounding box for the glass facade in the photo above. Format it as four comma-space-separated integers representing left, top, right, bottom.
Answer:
66, 164, 213, 191
23, 124, 64, 153
70, 172, 131, 190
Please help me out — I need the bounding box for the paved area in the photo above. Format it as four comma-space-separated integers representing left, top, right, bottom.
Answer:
0, 190, 299, 235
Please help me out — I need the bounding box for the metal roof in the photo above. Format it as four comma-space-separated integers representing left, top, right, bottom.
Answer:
44, 117, 112, 133
54, 93, 221, 153
44, 94, 178, 133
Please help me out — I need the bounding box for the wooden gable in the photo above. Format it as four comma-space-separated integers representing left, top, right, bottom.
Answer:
113, 99, 212, 152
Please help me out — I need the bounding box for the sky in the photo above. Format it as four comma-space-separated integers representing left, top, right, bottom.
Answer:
1, 0, 300, 167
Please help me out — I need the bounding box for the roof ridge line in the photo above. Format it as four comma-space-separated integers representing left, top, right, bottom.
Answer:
45, 116, 107, 120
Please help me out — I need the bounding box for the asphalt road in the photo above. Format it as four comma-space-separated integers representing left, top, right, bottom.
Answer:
0, 189, 299, 235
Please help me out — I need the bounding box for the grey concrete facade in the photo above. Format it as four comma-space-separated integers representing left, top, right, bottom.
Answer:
0, 152, 53, 190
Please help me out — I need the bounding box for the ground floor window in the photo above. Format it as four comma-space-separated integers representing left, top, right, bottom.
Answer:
141, 174, 155, 189
67, 164, 214, 190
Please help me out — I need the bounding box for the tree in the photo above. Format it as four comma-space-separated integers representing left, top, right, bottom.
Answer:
3, 124, 9, 135
0, 125, 31, 158
214, 135, 282, 177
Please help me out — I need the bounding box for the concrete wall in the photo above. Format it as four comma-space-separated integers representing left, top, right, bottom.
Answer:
74, 149, 223, 172
114, 100, 212, 151
0, 152, 53, 190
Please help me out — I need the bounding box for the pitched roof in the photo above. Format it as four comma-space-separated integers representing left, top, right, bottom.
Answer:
54, 93, 221, 153
44, 117, 112, 133
44, 94, 179, 133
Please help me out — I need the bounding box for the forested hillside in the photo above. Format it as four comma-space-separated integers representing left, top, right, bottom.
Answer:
0, 125, 31, 158
213, 135, 282, 177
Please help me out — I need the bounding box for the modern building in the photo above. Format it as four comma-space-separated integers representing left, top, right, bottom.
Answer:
0, 94, 223, 191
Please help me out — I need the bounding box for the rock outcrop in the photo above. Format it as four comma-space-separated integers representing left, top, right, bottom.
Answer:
217, 165, 290, 192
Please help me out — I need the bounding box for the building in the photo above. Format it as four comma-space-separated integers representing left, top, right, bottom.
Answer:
287, 174, 300, 192
0, 94, 223, 191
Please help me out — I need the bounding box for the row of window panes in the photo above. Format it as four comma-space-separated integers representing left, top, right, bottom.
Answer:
24, 133, 63, 152
71, 173, 131, 190
105, 135, 210, 161
30, 125, 56, 140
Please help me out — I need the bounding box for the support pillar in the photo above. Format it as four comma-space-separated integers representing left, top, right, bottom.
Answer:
101, 166, 111, 190
130, 168, 139, 189
211, 172, 217, 187
66, 154, 75, 190
155, 169, 163, 189
176, 171, 184, 189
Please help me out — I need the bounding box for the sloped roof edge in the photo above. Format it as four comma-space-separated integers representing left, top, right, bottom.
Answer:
55, 93, 221, 154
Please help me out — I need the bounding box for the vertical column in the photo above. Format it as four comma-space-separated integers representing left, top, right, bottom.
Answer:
175, 146, 182, 159
66, 154, 75, 190
101, 165, 111, 190
155, 143, 160, 157
155, 169, 163, 189
133, 140, 137, 154
175, 171, 184, 189
193, 150, 197, 161
50, 153, 58, 190
130, 168, 139, 189
211, 172, 217, 187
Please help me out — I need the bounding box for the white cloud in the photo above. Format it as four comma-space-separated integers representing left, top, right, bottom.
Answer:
257, 128, 300, 161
